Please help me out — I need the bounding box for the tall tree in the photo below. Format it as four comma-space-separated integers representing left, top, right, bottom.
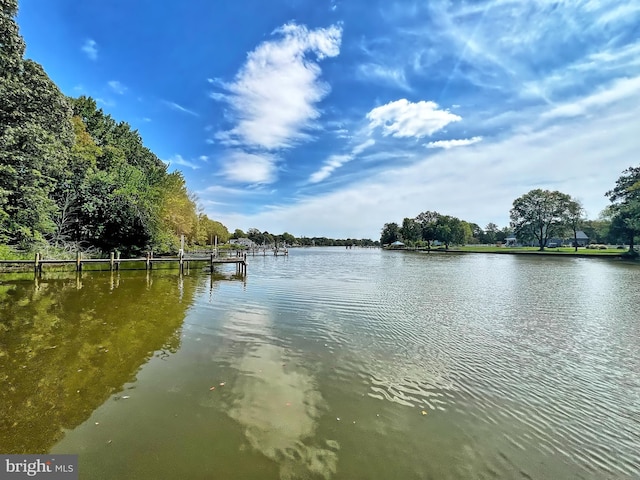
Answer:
606, 166, 640, 253
434, 215, 468, 249
400, 217, 421, 244
510, 189, 572, 251
415, 211, 440, 250
0, 2, 74, 245
564, 199, 585, 252
484, 222, 499, 244
380, 222, 400, 245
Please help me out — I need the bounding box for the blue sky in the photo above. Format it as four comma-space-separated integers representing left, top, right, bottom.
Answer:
17, 0, 640, 238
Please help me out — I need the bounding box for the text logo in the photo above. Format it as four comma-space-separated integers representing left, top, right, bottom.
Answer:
0, 455, 77, 479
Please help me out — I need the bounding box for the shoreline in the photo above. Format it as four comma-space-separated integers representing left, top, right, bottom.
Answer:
391, 247, 632, 260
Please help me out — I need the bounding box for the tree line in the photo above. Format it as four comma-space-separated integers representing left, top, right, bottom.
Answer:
0, 1, 229, 254
380, 167, 640, 255
232, 228, 378, 247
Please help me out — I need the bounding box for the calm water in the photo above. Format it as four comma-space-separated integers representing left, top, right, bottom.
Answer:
1, 248, 639, 479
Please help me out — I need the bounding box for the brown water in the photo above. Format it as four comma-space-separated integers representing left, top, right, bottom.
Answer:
1, 249, 639, 479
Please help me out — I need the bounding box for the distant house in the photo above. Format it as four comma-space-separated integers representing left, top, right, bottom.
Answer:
229, 238, 254, 248
548, 231, 589, 247
388, 241, 405, 249
506, 230, 589, 248
505, 234, 518, 247
567, 230, 589, 247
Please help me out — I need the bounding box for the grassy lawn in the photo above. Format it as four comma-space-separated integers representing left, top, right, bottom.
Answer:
449, 245, 625, 255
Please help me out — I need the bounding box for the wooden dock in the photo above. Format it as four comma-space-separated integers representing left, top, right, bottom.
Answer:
0, 251, 248, 275
247, 247, 289, 257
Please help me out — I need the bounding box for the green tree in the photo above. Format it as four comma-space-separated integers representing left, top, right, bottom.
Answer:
0, 12, 74, 246
199, 214, 230, 245
415, 211, 439, 250
484, 222, 499, 244
400, 217, 421, 245
434, 215, 468, 249
581, 218, 610, 244
247, 228, 260, 244
606, 166, 640, 253
468, 222, 482, 243
564, 199, 585, 252
280, 232, 296, 245
510, 189, 572, 251
380, 222, 400, 245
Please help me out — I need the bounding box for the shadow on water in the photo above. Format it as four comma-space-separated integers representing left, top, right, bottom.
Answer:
0, 270, 213, 454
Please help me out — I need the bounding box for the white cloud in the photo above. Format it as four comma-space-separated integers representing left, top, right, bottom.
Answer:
81, 39, 97, 60
107, 80, 127, 95
207, 90, 640, 238
162, 100, 199, 117
199, 155, 209, 162
200, 185, 272, 197
356, 64, 411, 91
352, 138, 376, 155
308, 139, 375, 183
96, 98, 115, 107
309, 155, 351, 183
221, 151, 277, 184
426, 136, 483, 149
543, 76, 640, 119
367, 99, 461, 138
165, 154, 200, 170
214, 22, 342, 150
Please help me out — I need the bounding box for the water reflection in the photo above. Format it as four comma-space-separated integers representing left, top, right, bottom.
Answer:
221, 309, 339, 480
3, 250, 640, 479
0, 271, 197, 453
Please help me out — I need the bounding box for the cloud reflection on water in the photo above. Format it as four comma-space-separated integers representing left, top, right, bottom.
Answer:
222, 309, 339, 480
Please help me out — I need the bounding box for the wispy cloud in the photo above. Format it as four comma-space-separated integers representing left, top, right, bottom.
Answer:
309, 155, 352, 184
209, 92, 640, 238
426, 136, 483, 149
81, 39, 98, 60
542, 76, 640, 119
356, 64, 411, 91
107, 80, 127, 95
213, 22, 343, 150
162, 100, 199, 117
220, 151, 277, 184
309, 139, 375, 183
96, 98, 115, 107
164, 154, 200, 170
367, 99, 461, 138
200, 185, 272, 196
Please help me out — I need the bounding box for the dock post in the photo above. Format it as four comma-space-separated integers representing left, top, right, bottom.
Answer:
34, 252, 40, 274
150, 250, 153, 270
145, 252, 150, 270
243, 253, 247, 275
110, 252, 115, 271
116, 251, 120, 270
76, 251, 82, 272
210, 252, 214, 272
179, 250, 184, 273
